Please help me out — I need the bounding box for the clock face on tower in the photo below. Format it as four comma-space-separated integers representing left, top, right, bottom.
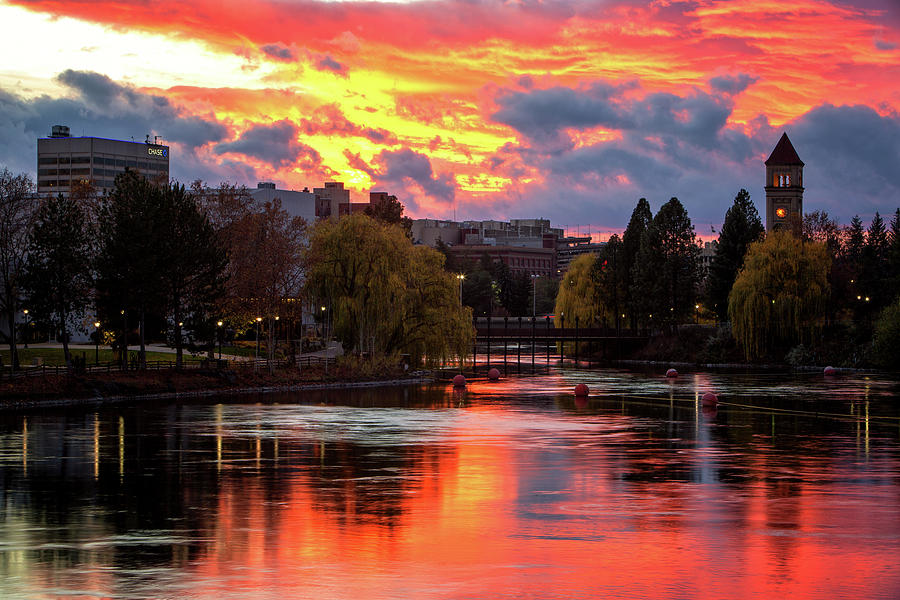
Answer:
775, 207, 788, 219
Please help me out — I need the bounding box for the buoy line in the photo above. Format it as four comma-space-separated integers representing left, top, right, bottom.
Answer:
594, 393, 900, 423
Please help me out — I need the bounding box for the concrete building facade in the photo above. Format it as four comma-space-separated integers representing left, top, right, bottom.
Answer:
313, 181, 350, 218
251, 182, 316, 223
37, 125, 169, 195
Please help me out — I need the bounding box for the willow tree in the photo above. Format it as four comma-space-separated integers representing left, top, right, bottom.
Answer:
728, 230, 830, 360
306, 214, 472, 367
554, 254, 602, 354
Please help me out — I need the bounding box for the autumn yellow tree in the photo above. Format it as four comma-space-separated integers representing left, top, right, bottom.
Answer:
554, 254, 604, 354
728, 230, 830, 360
306, 214, 472, 367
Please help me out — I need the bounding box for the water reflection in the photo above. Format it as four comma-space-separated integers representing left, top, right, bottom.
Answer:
1, 370, 899, 599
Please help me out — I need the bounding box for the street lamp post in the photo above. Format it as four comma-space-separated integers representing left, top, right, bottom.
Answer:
22, 309, 29, 349
255, 317, 262, 360
274, 315, 280, 354
94, 321, 100, 364
695, 304, 700, 324
217, 321, 223, 359
531, 274, 538, 318
457, 274, 465, 305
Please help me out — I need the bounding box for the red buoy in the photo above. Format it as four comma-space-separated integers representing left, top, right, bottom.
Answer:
666, 368, 678, 378
701, 392, 718, 406
574, 383, 589, 396
488, 368, 501, 380
452, 374, 466, 387
824, 366, 837, 376
702, 404, 718, 419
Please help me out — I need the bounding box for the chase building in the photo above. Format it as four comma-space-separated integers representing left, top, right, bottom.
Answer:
37, 125, 170, 195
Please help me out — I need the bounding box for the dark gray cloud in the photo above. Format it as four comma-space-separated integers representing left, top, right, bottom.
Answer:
0, 71, 228, 182
875, 39, 898, 51
215, 119, 321, 169
261, 43, 297, 61
492, 80, 737, 162
790, 103, 900, 216
708, 73, 758, 95
372, 148, 456, 211
56, 69, 124, 106
484, 77, 893, 229
493, 81, 633, 145
315, 54, 347, 76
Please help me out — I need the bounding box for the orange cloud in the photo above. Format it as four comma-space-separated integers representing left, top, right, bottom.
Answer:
4, 0, 899, 224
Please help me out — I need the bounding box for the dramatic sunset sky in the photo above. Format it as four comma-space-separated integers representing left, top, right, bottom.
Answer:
1, 0, 898, 235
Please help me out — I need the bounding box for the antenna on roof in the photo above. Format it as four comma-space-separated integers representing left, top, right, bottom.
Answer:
145, 134, 150, 144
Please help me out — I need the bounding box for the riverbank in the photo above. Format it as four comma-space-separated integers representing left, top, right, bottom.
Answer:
0, 363, 432, 412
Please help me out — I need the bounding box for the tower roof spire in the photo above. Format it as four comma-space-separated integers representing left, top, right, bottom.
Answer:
765, 132, 804, 166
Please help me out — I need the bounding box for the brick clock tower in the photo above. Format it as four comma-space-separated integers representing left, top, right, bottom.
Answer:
765, 132, 804, 232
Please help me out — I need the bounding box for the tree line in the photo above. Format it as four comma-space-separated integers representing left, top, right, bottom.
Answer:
555, 196, 702, 332
0, 168, 472, 371
553, 190, 900, 369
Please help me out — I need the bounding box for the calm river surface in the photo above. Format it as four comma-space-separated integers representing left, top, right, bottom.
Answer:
1, 368, 900, 599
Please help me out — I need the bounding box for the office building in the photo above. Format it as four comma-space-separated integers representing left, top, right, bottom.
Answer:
36, 125, 169, 195
313, 181, 350, 218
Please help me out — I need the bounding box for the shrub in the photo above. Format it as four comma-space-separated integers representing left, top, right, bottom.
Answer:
872, 298, 900, 371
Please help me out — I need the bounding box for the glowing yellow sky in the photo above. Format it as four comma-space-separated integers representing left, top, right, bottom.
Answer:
1, 0, 898, 227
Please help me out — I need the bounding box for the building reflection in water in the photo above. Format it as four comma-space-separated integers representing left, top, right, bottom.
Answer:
1, 371, 899, 598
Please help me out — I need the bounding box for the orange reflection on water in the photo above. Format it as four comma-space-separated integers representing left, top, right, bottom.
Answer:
180, 402, 900, 599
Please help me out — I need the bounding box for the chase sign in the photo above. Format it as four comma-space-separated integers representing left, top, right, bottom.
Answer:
148, 146, 168, 158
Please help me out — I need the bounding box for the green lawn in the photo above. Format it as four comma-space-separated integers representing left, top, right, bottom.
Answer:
0, 347, 205, 367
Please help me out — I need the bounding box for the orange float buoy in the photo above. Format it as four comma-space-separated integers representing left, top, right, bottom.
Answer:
488, 368, 501, 380
824, 366, 837, 376
701, 392, 718, 406
666, 368, 678, 378
452, 374, 466, 387
574, 383, 589, 396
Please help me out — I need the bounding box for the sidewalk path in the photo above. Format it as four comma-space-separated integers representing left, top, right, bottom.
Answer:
9, 341, 344, 362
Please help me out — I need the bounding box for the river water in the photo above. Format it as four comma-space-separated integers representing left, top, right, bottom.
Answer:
1, 368, 899, 599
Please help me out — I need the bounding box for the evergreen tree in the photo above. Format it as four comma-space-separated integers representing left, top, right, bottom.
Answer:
159, 183, 228, 367
888, 209, 900, 300
621, 198, 652, 328
631, 198, 700, 329
95, 171, 170, 368
592, 235, 625, 329
844, 215, 865, 265
706, 189, 764, 322
860, 212, 890, 313
22, 194, 94, 366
